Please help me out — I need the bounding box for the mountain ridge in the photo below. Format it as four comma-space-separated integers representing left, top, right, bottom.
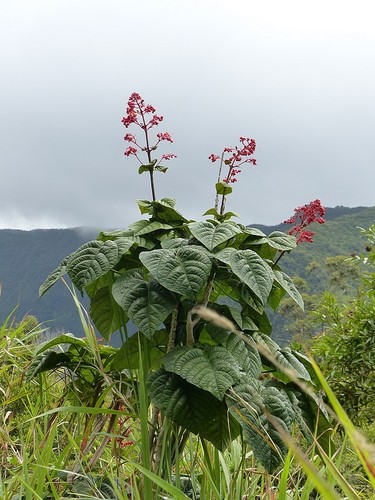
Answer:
1, 206, 374, 343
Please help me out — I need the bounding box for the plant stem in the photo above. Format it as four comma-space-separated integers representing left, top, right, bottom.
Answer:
167, 306, 179, 352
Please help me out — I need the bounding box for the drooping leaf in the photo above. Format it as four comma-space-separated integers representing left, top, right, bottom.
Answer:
112, 269, 177, 339
163, 345, 240, 400
188, 221, 241, 251
252, 332, 311, 381
35, 333, 87, 355
140, 247, 212, 299
26, 350, 71, 381
227, 378, 295, 472
273, 270, 304, 310
225, 333, 262, 379
147, 368, 240, 450
89, 285, 126, 340
67, 238, 134, 291
39, 258, 69, 297
215, 248, 274, 305
267, 283, 287, 311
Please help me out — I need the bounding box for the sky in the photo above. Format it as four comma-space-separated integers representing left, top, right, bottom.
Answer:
1, 0, 375, 230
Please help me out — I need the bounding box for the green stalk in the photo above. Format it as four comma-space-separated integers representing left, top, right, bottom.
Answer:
138, 334, 152, 498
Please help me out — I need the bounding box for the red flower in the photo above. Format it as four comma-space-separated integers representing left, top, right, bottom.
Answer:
124, 146, 138, 157
157, 132, 173, 143
285, 199, 325, 244
121, 92, 175, 165
208, 154, 220, 162
210, 136, 257, 184
161, 153, 177, 160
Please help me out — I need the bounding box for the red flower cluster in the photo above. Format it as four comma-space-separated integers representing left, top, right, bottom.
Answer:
121, 92, 175, 164
209, 136, 257, 183
284, 199, 325, 244
121, 92, 163, 130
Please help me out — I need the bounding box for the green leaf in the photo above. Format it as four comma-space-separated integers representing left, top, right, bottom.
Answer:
227, 378, 294, 472
89, 285, 126, 340
252, 332, 311, 381
242, 227, 267, 238
273, 270, 304, 310
136, 199, 153, 214
163, 345, 240, 400
228, 306, 258, 331
148, 368, 240, 450
132, 220, 173, 236
222, 211, 240, 220
215, 182, 232, 196
188, 221, 241, 251
267, 283, 287, 311
112, 269, 177, 339
138, 159, 157, 174
66, 238, 134, 291
39, 258, 68, 297
155, 165, 168, 173
97, 228, 155, 249
150, 199, 187, 223
267, 231, 296, 251
35, 332, 87, 355
215, 248, 274, 305
111, 330, 168, 371
140, 247, 212, 299
225, 332, 262, 379
26, 350, 71, 381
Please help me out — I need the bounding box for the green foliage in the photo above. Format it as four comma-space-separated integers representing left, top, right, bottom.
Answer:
38, 197, 329, 473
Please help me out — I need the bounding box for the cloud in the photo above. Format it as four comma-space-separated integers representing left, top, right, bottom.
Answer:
1, 0, 375, 230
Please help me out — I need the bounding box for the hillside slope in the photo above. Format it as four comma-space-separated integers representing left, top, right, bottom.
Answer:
0, 206, 374, 342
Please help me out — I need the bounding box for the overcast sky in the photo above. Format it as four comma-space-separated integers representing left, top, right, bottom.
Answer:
1, 0, 375, 230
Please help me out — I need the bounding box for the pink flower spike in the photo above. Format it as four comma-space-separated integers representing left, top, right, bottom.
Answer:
208, 154, 220, 162
124, 133, 136, 143
157, 132, 173, 143
124, 146, 138, 157
161, 153, 177, 161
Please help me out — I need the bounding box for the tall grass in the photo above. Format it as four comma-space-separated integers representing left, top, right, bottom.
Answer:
0, 301, 374, 499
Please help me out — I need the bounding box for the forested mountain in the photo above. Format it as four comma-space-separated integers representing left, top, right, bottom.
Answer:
0, 206, 374, 344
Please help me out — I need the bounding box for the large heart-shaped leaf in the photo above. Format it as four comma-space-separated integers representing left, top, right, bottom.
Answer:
139, 247, 212, 299
215, 249, 273, 305
225, 333, 262, 379
188, 221, 241, 251
26, 350, 72, 382
252, 332, 311, 381
66, 238, 134, 291
273, 270, 304, 310
163, 345, 240, 400
227, 378, 295, 472
89, 286, 125, 340
112, 269, 177, 339
147, 368, 240, 450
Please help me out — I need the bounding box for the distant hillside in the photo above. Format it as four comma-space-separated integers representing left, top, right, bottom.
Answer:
0, 228, 97, 334
0, 206, 374, 344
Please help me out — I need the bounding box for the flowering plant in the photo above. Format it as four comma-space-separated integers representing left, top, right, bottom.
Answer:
39, 93, 329, 475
